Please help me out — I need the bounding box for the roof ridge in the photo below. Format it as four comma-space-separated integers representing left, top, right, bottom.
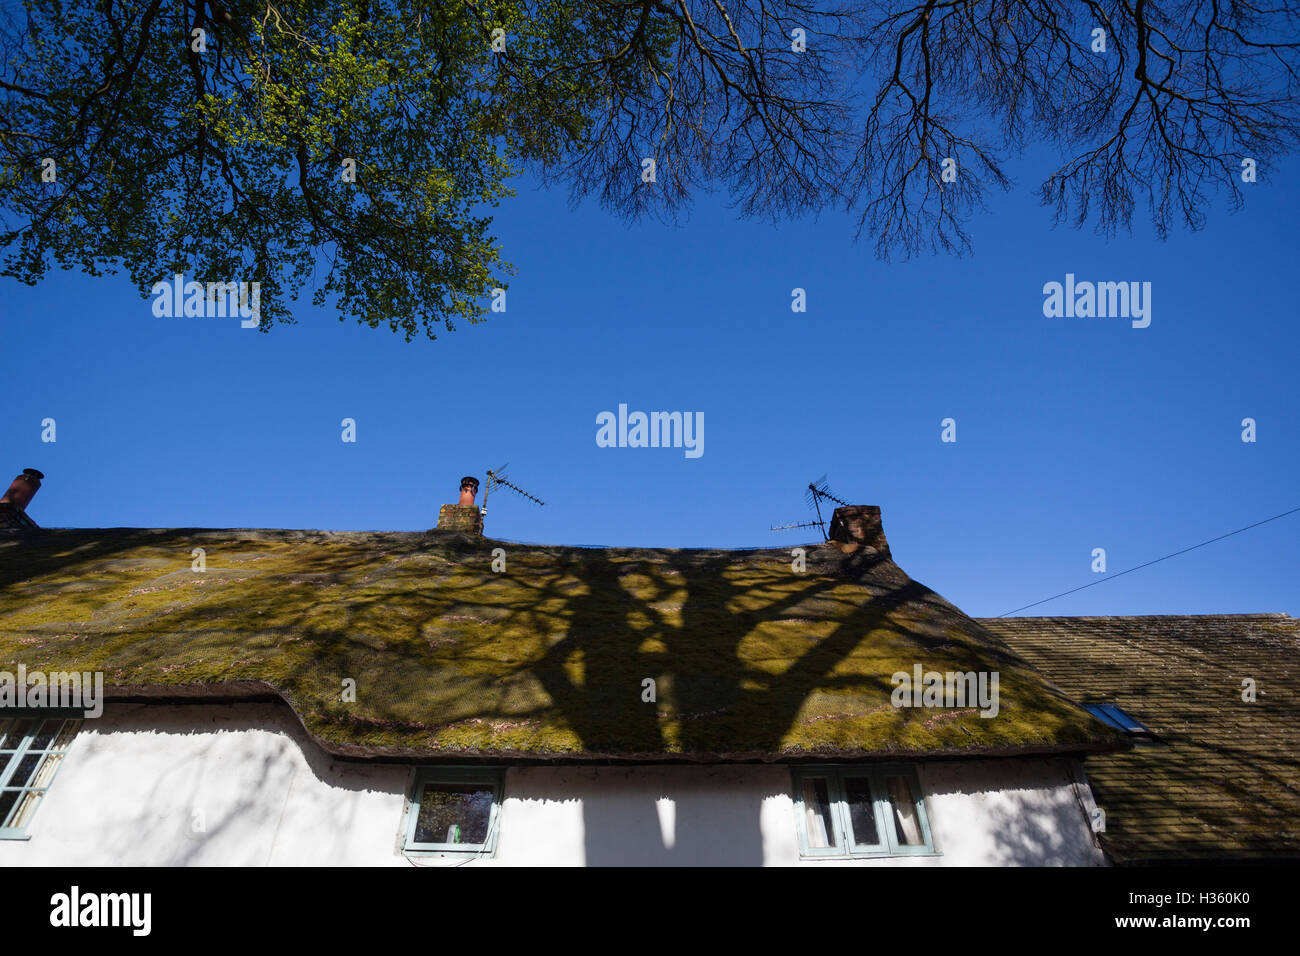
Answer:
977, 613, 1295, 622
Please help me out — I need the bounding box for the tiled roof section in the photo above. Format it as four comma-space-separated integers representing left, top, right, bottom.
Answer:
0, 527, 1119, 760
980, 615, 1300, 864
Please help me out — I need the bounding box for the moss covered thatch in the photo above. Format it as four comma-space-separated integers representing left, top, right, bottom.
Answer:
0, 527, 1119, 760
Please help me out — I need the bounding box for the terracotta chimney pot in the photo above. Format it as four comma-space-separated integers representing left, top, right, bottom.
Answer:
0, 468, 44, 512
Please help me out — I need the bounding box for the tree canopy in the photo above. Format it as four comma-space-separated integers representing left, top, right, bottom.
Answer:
2, 1, 1297, 339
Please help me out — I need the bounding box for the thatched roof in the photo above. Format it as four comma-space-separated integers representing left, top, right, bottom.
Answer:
0, 520, 1119, 761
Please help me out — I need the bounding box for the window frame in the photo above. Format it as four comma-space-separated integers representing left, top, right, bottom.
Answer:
791, 765, 936, 859
401, 766, 504, 857
0, 709, 82, 840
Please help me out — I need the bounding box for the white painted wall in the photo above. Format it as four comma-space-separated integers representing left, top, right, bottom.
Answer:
0, 703, 1105, 866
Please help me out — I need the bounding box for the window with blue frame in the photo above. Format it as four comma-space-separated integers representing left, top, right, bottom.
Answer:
402, 767, 503, 856
792, 766, 935, 858
0, 712, 81, 839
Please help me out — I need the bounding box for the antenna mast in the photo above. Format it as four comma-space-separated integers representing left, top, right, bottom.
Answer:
770, 475, 850, 542
482, 464, 545, 521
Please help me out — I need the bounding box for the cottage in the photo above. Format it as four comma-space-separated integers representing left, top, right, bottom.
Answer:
0, 488, 1128, 865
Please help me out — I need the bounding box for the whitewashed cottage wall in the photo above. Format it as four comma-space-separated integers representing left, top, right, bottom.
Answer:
0, 702, 1105, 866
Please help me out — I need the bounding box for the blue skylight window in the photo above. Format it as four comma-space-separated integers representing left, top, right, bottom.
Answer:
1085, 703, 1150, 735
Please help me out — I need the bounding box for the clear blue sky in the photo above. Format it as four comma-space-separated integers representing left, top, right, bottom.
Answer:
3, 151, 1296, 619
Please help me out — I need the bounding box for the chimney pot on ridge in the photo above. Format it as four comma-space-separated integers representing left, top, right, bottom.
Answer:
458, 476, 480, 507
0, 468, 44, 512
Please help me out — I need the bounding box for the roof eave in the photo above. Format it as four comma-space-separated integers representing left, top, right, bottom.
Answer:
96, 681, 1126, 764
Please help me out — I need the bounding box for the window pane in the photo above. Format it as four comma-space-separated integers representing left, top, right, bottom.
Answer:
29, 720, 61, 752
800, 777, 835, 849
8, 790, 42, 830
0, 719, 34, 750
52, 721, 80, 751
414, 783, 493, 845
0, 790, 18, 827
886, 775, 924, 846
1084, 705, 1126, 731
1100, 704, 1147, 733
30, 753, 62, 790
843, 776, 880, 847
7, 753, 42, 790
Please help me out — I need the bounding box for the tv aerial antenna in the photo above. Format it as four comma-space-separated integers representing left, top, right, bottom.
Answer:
770, 475, 848, 542
482, 463, 545, 518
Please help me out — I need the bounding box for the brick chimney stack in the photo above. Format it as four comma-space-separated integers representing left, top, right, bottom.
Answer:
827, 505, 890, 557
434, 475, 484, 534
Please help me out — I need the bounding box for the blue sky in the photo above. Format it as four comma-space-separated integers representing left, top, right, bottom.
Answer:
3, 151, 1297, 619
